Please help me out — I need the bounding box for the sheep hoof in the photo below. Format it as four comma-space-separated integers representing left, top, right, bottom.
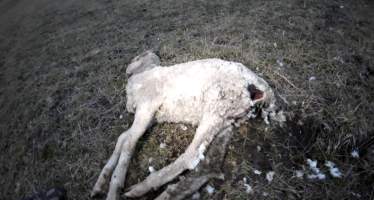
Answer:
90, 188, 105, 198
124, 184, 149, 198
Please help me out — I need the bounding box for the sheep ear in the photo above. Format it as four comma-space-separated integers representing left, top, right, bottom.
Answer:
248, 84, 264, 101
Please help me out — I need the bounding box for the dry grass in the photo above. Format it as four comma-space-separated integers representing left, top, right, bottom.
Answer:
0, 0, 373, 199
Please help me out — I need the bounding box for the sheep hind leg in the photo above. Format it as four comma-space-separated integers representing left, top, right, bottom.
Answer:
155, 126, 233, 200
124, 115, 228, 198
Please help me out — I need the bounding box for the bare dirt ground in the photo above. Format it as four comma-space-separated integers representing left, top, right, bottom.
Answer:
0, 0, 373, 199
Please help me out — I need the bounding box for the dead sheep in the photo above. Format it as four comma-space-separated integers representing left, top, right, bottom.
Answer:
91, 50, 284, 200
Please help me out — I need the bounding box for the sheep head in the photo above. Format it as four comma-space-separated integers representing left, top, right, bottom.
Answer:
246, 81, 285, 124
126, 50, 160, 76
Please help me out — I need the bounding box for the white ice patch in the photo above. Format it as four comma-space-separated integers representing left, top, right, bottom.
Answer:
307, 159, 326, 180
180, 124, 188, 131
266, 171, 275, 182
325, 161, 342, 178
257, 145, 262, 152
351, 149, 359, 158
205, 185, 215, 195
295, 170, 304, 178
253, 169, 262, 175
243, 177, 253, 194
307, 159, 317, 169
159, 142, 166, 149
276, 59, 284, 67
309, 76, 316, 81
148, 166, 155, 173
244, 184, 253, 194
307, 174, 326, 180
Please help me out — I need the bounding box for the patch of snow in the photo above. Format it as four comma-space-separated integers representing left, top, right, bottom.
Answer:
253, 169, 262, 175
148, 166, 155, 173
244, 184, 253, 194
243, 177, 253, 194
205, 185, 215, 195
257, 145, 262, 152
309, 76, 316, 81
307, 159, 317, 169
180, 124, 188, 131
246, 109, 257, 119
351, 192, 361, 198
159, 142, 166, 149
307, 173, 325, 180
351, 149, 359, 158
325, 161, 342, 178
276, 59, 284, 67
266, 171, 275, 182
307, 159, 326, 180
119, 114, 123, 119
295, 170, 304, 178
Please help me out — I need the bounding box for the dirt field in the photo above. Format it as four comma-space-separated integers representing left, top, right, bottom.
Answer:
1, 0, 373, 199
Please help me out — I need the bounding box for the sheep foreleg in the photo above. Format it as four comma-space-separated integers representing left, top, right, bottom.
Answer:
92, 103, 157, 200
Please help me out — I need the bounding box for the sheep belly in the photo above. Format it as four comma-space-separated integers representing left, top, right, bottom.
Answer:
155, 82, 206, 125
